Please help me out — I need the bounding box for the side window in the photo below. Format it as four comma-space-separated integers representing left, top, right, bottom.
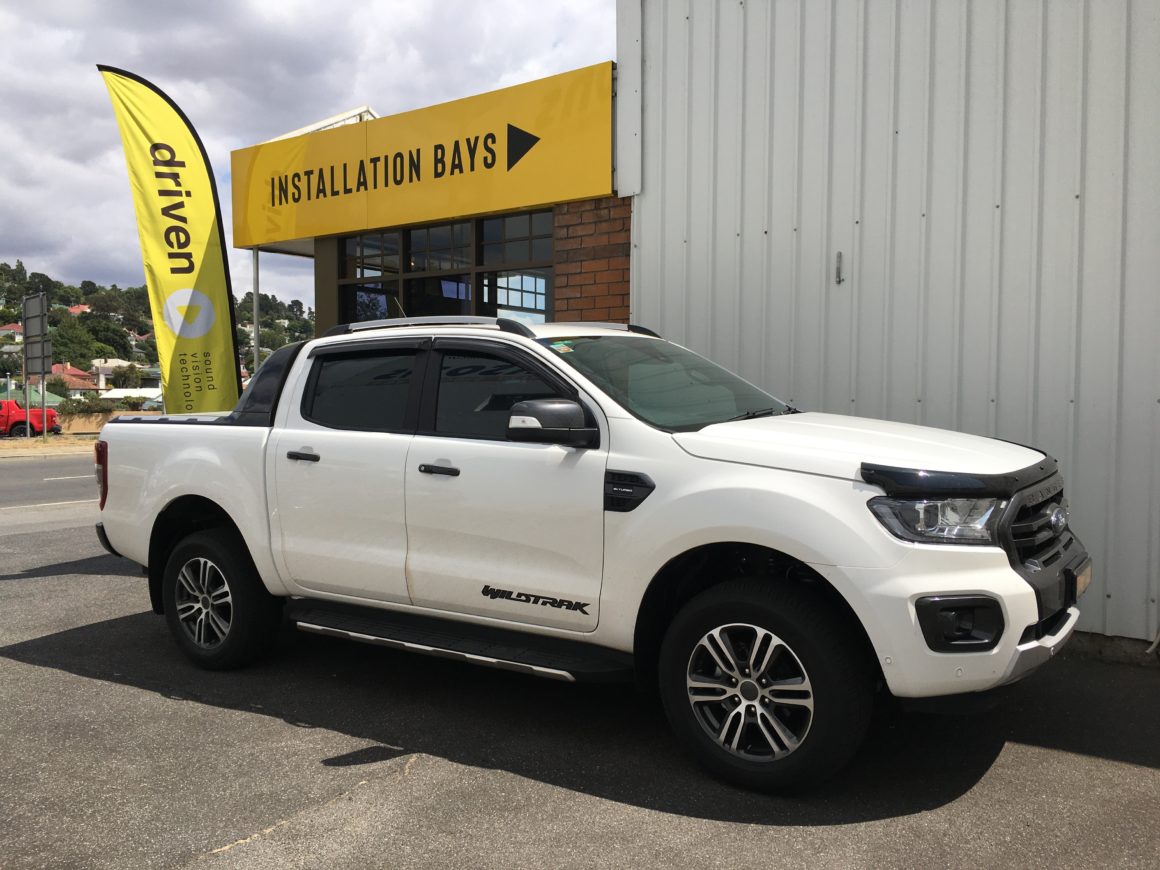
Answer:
435, 351, 562, 439
303, 349, 417, 432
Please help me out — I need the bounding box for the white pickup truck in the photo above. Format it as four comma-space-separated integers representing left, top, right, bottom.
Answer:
95, 317, 1090, 791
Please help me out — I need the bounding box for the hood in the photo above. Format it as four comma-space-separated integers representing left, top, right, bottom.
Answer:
672, 412, 1044, 483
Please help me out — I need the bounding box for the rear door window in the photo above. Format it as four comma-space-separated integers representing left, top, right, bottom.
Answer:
302, 348, 418, 432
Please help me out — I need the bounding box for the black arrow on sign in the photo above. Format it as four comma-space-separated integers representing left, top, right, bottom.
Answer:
507, 123, 540, 171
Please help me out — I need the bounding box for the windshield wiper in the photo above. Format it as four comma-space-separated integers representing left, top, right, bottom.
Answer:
721, 407, 785, 423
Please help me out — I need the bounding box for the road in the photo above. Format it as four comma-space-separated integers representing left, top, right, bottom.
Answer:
0, 453, 96, 509
1, 456, 1158, 868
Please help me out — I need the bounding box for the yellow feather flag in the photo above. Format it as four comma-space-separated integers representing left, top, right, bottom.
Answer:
99, 65, 241, 412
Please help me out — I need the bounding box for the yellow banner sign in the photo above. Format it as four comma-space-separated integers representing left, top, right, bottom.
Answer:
232, 62, 613, 247
99, 66, 241, 413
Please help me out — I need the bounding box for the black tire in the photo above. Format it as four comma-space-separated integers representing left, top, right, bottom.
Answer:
658, 579, 874, 792
9, 423, 28, 438
162, 529, 283, 670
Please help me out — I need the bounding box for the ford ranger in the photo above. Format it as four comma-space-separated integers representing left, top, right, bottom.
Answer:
94, 317, 1090, 790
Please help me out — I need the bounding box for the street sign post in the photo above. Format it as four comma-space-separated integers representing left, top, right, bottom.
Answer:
23, 336, 53, 376
22, 294, 50, 440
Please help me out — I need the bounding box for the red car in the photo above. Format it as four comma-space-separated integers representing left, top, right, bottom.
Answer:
0, 399, 61, 436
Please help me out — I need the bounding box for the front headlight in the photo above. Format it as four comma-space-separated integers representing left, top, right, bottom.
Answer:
868, 496, 1003, 545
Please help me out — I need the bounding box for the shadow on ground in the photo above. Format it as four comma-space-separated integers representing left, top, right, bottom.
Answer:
0, 553, 141, 583
3, 613, 1156, 825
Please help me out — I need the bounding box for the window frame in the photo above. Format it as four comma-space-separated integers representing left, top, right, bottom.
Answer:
416, 338, 595, 444
337, 209, 554, 324
299, 338, 427, 434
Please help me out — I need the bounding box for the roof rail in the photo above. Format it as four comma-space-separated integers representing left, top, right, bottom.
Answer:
320, 317, 658, 340
321, 315, 537, 339
323, 316, 495, 337
562, 322, 662, 338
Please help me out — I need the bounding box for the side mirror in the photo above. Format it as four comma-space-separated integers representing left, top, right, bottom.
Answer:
507, 398, 598, 448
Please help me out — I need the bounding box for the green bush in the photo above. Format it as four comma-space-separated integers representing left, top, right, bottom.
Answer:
57, 394, 155, 416
118, 395, 150, 411
57, 396, 117, 416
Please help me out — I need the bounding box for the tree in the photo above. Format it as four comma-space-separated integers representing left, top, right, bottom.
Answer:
111, 365, 141, 388
45, 376, 71, 398
79, 314, 132, 359
51, 317, 97, 370
87, 291, 123, 318
121, 286, 151, 323
0, 261, 27, 308
80, 280, 100, 297
0, 354, 20, 377
134, 338, 158, 366
263, 326, 288, 352
27, 272, 74, 306
121, 312, 149, 334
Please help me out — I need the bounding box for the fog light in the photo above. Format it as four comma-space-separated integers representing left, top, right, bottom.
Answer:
916, 596, 1005, 652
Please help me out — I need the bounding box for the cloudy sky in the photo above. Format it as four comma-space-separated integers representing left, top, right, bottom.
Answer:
0, 0, 616, 308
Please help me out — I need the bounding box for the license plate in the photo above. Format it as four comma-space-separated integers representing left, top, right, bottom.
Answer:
1075, 560, 1093, 599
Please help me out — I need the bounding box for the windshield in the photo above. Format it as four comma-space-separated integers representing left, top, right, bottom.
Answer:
539, 335, 789, 432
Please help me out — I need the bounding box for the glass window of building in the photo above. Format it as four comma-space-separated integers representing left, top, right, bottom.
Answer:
339, 210, 553, 325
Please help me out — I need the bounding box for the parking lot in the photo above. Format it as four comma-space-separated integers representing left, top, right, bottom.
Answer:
2, 454, 1159, 869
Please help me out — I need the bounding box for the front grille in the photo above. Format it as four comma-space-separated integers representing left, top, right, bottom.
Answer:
1001, 472, 1081, 620
1008, 485, 1076, 570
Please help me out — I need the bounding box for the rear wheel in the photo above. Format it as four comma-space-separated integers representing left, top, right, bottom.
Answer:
9, 423, 28, 437
162, 529, 283, 669
658, 579, 874, 792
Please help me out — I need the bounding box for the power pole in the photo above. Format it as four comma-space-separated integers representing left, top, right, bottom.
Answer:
252, 248, 260, 372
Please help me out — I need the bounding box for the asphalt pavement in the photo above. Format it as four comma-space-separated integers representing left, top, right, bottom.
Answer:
0, 453, 96, 509
1, 457, 1158, 868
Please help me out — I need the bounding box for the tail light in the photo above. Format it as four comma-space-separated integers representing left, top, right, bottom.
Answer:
95, 440, 108, 510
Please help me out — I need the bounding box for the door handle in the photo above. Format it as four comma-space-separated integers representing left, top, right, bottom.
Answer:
286, 450, 321, 462
418, 464, 460, 477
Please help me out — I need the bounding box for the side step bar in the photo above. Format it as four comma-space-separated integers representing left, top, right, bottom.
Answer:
286, 600, 634, 683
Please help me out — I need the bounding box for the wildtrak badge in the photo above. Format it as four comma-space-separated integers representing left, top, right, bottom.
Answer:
481, 585, 590, 615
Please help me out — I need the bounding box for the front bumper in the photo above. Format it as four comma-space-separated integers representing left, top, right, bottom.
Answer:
812, 544, 1087, 699
997, 605, 1080, 686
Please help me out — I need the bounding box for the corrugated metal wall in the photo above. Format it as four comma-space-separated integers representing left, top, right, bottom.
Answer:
623, 0, 1160, 640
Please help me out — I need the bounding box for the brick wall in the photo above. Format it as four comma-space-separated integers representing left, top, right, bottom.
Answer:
552, 195, 631, 323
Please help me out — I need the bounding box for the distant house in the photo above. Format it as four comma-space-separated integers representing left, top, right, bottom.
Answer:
52, 363, 92, 379
102, 387, 163, 402
67, 304, 92, 316
139, 367, 162, 389
0, 323, 22, 343
29, 363, 101, 398
90, 358, 134, 390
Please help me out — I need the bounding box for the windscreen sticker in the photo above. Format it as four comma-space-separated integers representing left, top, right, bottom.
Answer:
549, 340, 575, 353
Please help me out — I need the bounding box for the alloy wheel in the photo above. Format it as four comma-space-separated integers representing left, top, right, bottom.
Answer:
685, 623, 814, 761
174, 557, 233, 649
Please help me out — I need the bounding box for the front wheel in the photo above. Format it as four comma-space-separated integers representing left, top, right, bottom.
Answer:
162, 530, 283, 669
9, 423, 28, 437
658, 579, 874, 792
